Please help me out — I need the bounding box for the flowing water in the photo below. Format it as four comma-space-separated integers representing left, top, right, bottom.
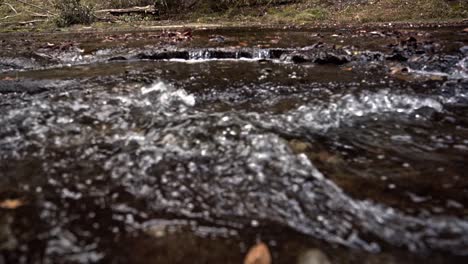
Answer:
0, 26, 468, 263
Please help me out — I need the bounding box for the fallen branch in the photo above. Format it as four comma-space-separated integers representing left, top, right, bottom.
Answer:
96, 5, 158, 16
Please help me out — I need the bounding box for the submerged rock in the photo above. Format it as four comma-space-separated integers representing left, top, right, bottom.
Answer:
460, 46, 468, 56
297, 249, 331, 264
209, 35, 226, 43
0, 215, 17, 251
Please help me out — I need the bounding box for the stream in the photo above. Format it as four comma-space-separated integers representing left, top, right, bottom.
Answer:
0, 26, 468, 263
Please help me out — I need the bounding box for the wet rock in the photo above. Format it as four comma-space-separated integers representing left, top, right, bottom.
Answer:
313, 51, 350, 65
280, 52, 312, 63
0, 57, 40, 72
136, 50, 190, 60
208, 50, 239, 59
244, 243, 271, 264
297, 249, 331, 264
280, 49, 350, 65
386, 36, 437, 62
209, 35, 225, 43
386, 52, 409, 62
355, 51, 385, 62
0, 215, 17, 251
108, 56, 127, 61
460, 46, 468, 56
401, 37, 418, 48
413, 106, 438, 119
269, 49, 288, 59
369, 31, 386, 37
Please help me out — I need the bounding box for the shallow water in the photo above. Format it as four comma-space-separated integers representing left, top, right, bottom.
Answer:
1, 27, 468, 263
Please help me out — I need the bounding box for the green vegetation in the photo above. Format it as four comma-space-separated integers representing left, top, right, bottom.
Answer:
54, 0, 94, 27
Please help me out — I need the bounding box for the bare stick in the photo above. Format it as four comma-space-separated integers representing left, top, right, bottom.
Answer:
95, 5, 157, 15
1, 14, 19, 20
3, 2, 18, 14
23, 9, 52, 17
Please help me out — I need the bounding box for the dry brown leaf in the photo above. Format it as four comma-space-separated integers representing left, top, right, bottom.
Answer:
244, 242, 271, 264
429, 75, 447, 81
1, 76, 15, 81
463, 28, 468, 33
0, 199, 24, 209
390, 66, 409, 75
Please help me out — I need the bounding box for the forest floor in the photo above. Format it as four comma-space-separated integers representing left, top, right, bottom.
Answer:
0, 0, 466, 33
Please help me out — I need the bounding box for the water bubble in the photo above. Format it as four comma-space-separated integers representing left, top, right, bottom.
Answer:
251, 220, 259, 227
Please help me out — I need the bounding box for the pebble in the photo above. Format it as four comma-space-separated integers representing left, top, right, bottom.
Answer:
297, 249, 331, 264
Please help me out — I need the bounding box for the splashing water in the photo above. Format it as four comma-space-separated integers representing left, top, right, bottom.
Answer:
1, 75, 468, 261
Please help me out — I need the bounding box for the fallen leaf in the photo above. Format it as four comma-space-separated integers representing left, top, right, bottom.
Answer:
390, 66, 409, 75
463, 28, 468, 33
342, 67, 353, 71
429, 75, 447, 81
244, 242, 271, 264
0, 199, 24, 209
1, 76, 15, 81
289, 139, 310, 154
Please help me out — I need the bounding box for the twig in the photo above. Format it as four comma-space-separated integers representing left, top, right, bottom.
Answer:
95, 5, 158, 15
1, 14, 19, 20
0, 18, 46, 25
23, 9, 52, 18
3, 2, 18, 14
17, 19, 46, 25
11, 0, 57, 15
